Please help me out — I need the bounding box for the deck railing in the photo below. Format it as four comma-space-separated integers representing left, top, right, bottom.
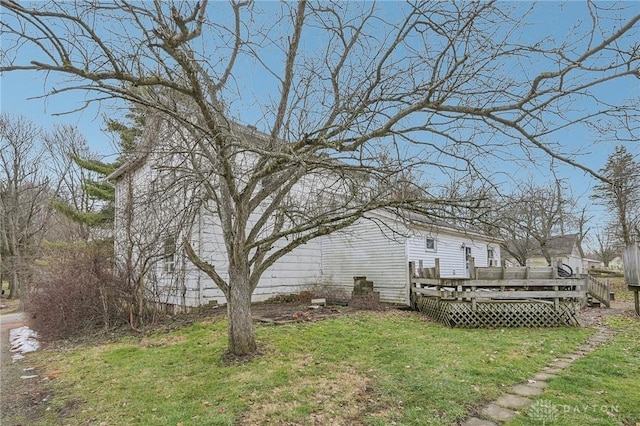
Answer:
586, 274, 610, 308
409, 260, 586, 313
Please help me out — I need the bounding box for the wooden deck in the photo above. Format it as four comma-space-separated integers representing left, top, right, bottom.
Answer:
410, 261, 586, 328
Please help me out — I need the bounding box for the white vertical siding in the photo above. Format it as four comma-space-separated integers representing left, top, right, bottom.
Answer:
321, 218, 409, 304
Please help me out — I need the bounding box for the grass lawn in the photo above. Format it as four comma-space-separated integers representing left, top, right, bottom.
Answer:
609, 277, 636, 302
507, 316, 640, 426
17, 310, 601, 425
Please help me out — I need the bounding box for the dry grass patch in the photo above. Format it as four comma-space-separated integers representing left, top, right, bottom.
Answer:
609, 277, 635, 302
240, 367, 374, 425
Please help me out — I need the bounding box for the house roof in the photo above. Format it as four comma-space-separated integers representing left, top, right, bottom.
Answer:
106, 116, 268, 181
107, 115, 501, 244
106, 114, 162, 181
535, 233, 579, 257
374, 208, 502, 243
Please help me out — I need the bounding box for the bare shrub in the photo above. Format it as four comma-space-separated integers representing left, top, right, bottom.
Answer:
307, 282, 351, 305
25, 241, 127, 340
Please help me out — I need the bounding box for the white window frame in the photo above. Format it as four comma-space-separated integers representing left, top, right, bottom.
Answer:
487, 247, 496, 267
425, 237, 436, 251
163, 235, 176, 274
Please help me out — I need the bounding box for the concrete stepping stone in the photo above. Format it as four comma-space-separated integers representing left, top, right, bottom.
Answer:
461, 417, 498, 426
460, 326, 620, 425
527, 380, 548, 389
550, 359, 573, 368
511, 384, 544, 397
533, 372, 558, 381
481, 403, 517, 422
495, 393, 532, 409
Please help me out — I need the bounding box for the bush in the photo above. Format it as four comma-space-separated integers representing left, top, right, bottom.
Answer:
25, 241, 127, 340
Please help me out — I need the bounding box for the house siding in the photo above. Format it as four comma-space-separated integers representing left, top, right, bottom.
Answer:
407, 231, 500, 278
320, 217, 410, 304
177, 206, 323, 306
111, 123, 502, 308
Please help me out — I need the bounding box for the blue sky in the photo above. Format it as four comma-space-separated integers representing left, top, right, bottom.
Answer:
1, 1, 638, 229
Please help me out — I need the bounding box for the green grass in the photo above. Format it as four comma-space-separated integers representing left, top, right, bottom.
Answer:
25, 311, 598, 425
507, 316, 640, 426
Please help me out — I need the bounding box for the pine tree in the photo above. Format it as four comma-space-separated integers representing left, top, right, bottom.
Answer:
52, 111, 144, 229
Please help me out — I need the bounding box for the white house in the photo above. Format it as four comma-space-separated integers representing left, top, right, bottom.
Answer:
109, 119, 502, 308
134, 208, 502, 307
526, 233, 583, 275
320, 210, 501, 304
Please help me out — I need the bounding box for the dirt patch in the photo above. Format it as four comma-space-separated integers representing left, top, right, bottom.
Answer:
253, 304, 347, 324
574, 300, 638, 327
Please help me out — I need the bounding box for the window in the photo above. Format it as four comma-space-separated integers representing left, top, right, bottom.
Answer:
425, 237, 436, 251
487, 247, 496, 267
163, 236, 176, 273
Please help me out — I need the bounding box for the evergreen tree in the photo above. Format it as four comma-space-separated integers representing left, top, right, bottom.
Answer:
52, 111, 144, 229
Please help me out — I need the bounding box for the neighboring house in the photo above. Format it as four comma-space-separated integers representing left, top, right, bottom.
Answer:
526, 234, 583, 275
109, 120, 502, 308
582, 258, 604, 271
608, 256, 624, 271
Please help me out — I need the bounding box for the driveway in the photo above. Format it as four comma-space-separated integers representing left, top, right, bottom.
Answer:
0, 310, 48, 425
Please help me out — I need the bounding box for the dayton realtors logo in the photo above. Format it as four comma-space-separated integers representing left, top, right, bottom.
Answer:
528, 399, 620, 424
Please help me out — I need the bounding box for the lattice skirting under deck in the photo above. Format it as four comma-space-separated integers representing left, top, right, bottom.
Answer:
415, 296, 579, 328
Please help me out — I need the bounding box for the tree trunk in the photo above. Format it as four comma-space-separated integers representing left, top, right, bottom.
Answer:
8, 269, 18, 300
226, 267, 257, 356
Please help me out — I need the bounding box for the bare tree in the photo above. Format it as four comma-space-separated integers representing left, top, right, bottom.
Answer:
0, 114, 52, 299
44, 124, 100, 240
591, 145, 640, 246
495, 179, 578, 266
2, 1, 639, 355
589, 227, 620, 267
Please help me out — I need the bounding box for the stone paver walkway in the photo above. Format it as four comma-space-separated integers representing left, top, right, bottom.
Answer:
461, 326, 618, 426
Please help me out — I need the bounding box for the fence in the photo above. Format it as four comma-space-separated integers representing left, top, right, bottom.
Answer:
586, 274, 611, 308
409, 260, 586, 328
622, 242, 640, 315
623, 243, 640, 286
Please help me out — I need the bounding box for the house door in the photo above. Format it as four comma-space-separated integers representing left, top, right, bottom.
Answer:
464, 246, 472, 278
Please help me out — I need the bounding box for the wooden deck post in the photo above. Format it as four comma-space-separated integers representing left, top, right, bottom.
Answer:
408, 262, 415, 308
471, 284, 477, 311
469, 257, 476, 279
434, 258, 441, 279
